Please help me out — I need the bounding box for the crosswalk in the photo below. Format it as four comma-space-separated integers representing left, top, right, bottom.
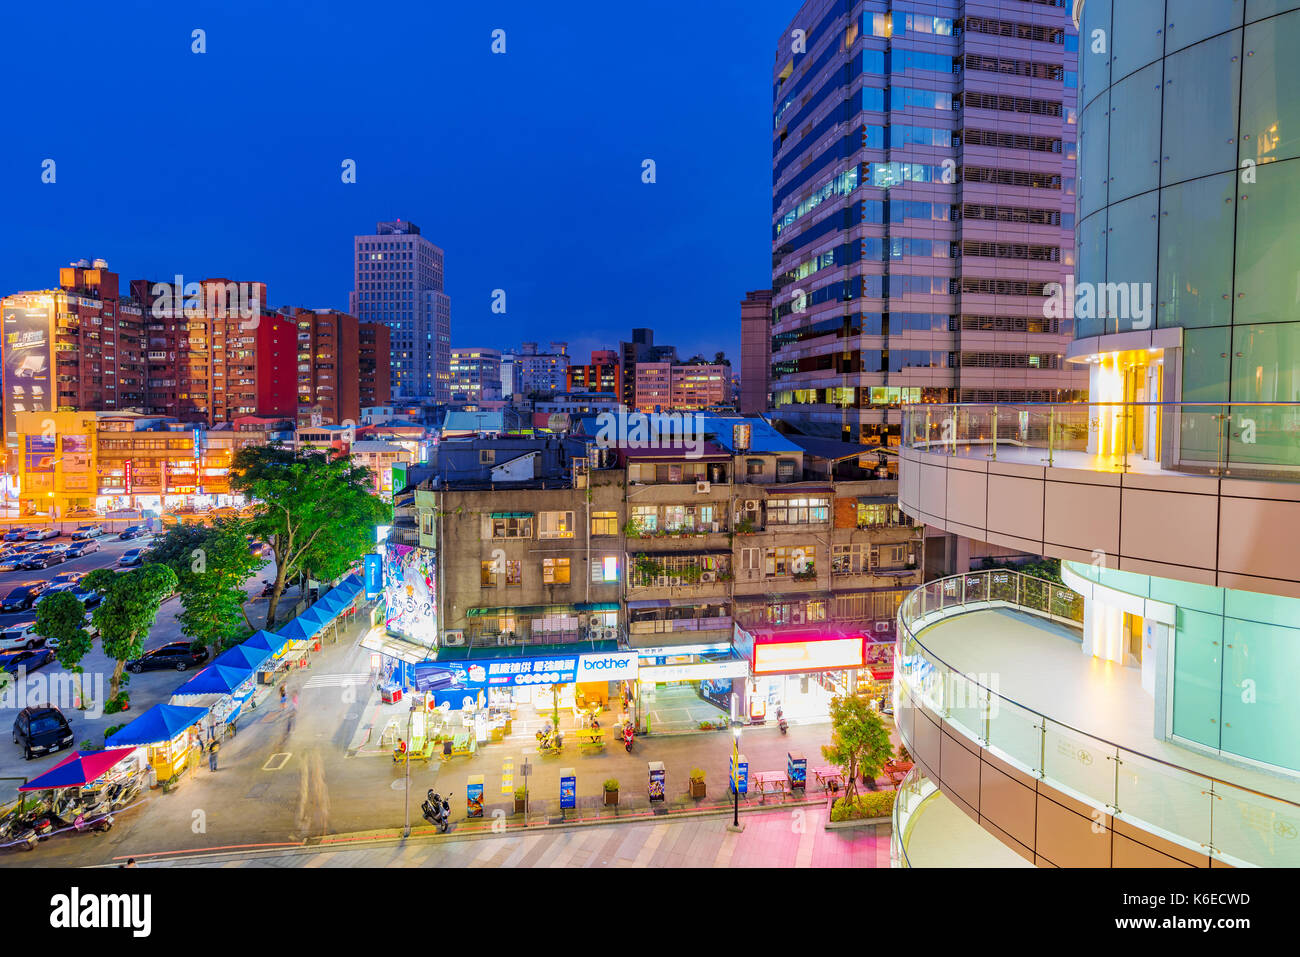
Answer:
302, 673, 373, 690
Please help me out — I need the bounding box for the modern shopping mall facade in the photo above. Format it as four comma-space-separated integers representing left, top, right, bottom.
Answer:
892, 0, 1300, 867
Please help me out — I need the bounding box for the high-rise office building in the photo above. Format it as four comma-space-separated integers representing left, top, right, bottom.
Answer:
349, 220, 450, 402
770, 0, 1088, 449
567, 349, 622, 395
501, 342, 569, 399
618, 328, 678, 407
449, 347, 503, 403
358, 322, 392, 411
893, 0, 1300, 869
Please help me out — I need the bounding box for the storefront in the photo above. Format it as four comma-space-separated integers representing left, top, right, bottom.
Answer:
741, 626, 866, 723
632, 641, 749, 731
410, 650, 638, 718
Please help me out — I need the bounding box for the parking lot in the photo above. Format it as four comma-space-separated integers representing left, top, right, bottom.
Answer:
0, 518, 281, 788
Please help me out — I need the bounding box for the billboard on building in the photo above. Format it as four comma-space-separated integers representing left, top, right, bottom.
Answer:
2, 299, 54, 446
383, 543, 437, 646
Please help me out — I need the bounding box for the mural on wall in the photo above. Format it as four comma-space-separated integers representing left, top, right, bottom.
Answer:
384, 543, 437, 646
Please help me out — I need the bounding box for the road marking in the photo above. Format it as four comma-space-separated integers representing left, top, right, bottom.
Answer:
303, 673, 371, 689
263, 752, 292, 771
501, 757, 515, 794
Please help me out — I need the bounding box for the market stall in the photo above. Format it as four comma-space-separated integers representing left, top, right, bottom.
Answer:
211, 642, 272, 673
105, 704, 208, 788
17, 747, 144, 795
170, 662, 257, 732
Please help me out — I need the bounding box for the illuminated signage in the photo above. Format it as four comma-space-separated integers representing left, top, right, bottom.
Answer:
638, 659, 749, 683
124, 460, 132, 494
752, 636, 864, 675
576, 652, 638, 681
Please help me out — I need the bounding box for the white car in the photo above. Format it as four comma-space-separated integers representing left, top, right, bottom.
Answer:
0, 622, 44, 652
47, 542, 70, 554
23, 528, 57, 542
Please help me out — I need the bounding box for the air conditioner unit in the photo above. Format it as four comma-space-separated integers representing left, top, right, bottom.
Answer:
497, 634, 514, 646
874, 621, 891, 633
696, 481, 711, 494
700, 572, 716, 583
443, 629, 465, 646
711, 521, 720, 533
668, 576, 683, 586
656, 576, 670, 587
744, 500, 759, 510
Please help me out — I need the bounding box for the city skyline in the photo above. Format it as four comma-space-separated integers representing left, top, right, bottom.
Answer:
0, 0, 792, 363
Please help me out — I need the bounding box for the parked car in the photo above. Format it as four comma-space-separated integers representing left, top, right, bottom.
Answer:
0, 647, 54, 675
82, 612, 99, 638
66, 507, 99, 517
117, 525, 148, 541
0, 621, 44, 651
3, 527, 28, 542
64, 539, 101, 558
70, 587, 102, 609
0, 556, 23, 573
125, 642, 209, 673
44, 571, 84, 591
47, 542, 70, 555
12, 705, 74, 760
118, 546, 150, 567
70, 524, 103, 540
21, 550, 65, 570
23, 528, 58, 542
0, 583, 47, 612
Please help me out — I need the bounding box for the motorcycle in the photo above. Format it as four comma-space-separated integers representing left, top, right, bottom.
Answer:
622, 723, 634, 753
421, 789, 452, 833
0, 814, 38, 851
535, 724, 564, 754
777, 708, 788, 736
73, 811, 114, 834
259, 580, 276, 598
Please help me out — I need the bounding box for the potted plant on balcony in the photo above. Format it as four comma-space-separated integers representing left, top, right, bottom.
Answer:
623, 519, 643, 539
688, 768, 706, 798
514, 785, 527, 814
793, 567, 818, 582
603, 778, 619, 806
735, 518, 756, 535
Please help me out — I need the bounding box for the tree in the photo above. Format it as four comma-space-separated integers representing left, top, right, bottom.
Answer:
149, 517, 266, 653
82, 564, 179, 703
34, 592, 94, 710
229, 445, 389, 628
821, 694, 895, 805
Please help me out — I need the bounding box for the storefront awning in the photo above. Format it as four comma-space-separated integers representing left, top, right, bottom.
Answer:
856, 495, 895, 505
489, 511, 533, 519
627, 599, 670, 610
766, 486, 834, 495
575, 602, 619, 612
360, 630, 437, 665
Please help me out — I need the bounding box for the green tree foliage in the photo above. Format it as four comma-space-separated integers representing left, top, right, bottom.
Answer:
150, 518, 265, 652
821, 694, 895, 806
82, 564, 179, 701
229, 445, 389, 627
29, 591, 94, 708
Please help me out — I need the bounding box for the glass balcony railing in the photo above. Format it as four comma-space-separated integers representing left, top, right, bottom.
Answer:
896, 569, 1300, 867
901, 402, 1300, 480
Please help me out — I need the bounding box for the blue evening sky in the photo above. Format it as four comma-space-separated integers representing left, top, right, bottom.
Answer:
0, 0, 796, 363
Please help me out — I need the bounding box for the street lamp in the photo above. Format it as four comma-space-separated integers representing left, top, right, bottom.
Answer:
731, 723, 741, 829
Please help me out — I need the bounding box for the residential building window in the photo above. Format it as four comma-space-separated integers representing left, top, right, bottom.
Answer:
538, 511, 575, 539
766, 545, 814, 576
776, 459, 798, 481
857, 503, 907, 527
480, 561, 496, 587
630, 505, 658, 531
505, 560, 521, 586
591, 511, 618, 536
747, 458, 765, 476
767, 497, 830, 525
832, 543, 868, 574
542, 557, 571, 584
483, 515, 532, 538
873, 544, 911, 569
592, 556, 619, 583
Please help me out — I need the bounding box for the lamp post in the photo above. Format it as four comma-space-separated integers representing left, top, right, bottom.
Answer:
402, 706, 414, 837
731, 723, 741, 829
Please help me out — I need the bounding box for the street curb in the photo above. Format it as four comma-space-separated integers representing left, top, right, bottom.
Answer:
824, 816, 891, 830
101, 797, 831, 867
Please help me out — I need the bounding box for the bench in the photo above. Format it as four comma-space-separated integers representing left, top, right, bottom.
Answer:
574, 728, 606, 749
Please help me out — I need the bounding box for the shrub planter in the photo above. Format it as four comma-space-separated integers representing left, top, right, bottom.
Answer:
689, 778, 706, 799
514, 792, 527, 814
824, 816, 891, 830
604, 787, 619, 806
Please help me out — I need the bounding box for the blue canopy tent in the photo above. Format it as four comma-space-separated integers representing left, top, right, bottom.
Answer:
245, 630, 290, 657
212, 642, 272, 672
295, 605, 333, 633
106, 704, 208, 748
172, 663, 255, 697
314, 590, 350, 617
277, 615, 320, 643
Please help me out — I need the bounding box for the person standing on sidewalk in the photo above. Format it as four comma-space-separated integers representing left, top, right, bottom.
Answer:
208, 737, 221, 772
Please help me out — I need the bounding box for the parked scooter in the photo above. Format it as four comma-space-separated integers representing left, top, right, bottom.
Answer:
535, 724, 564, 754
777, 708, 788, 735
622, 722, 635, 753
73, 811, 114, 834
0, 814, 38, 851
421, 789, 452, 833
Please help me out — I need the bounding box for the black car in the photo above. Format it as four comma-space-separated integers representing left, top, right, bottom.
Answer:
64, 539, 101, 558
0, 648, 54, 675
1, 583, 47, 612
12, 705, 74, 760
126, 642, 209, 674
20, 550, 64, 570
117, 525, 147, 541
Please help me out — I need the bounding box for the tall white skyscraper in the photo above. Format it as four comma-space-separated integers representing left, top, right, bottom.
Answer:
349, 220, 450, 401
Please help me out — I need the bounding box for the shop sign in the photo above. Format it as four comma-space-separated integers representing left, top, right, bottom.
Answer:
638, 659, 749, 683
412, 654, 580, 691
752, 636, 863, 676
576, 652, 638, 681
124, 460, 132, 494
634, 641, 730, 659
364, 553, 383, 598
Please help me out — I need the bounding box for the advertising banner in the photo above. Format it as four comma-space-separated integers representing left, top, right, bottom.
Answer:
560, 771, 576, 810
752, 635, 864, 676
383, 543, 437, 646
23, 435, 56, 472
364, 553, 383, 598
411, 653, 580, 693
575, 652, 638, 682
648, 762, 666, 803
466, 775, 484, 819
2, 300, 53, 443
637, 658, 749, 683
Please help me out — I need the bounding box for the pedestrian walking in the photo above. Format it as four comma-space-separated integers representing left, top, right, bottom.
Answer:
280, 684, 287, 711
292, 691, 299, 711
208, 737, 220, 772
